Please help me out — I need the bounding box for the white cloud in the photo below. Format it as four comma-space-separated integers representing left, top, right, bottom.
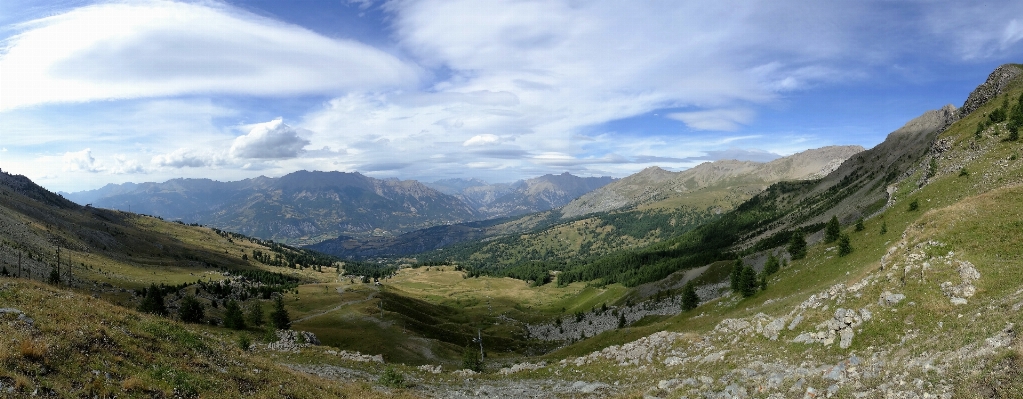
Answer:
109, 155, 146, 174
667, 109, 755, 131
1003, 19, 1023, 49
229, 118, 310, 159
0, 0, 419, 110
152, 148, 220, 168
292, 0, 887, 178
463, 134, 500, 146
62, 148, 100, 172
922, 2, 1023, 60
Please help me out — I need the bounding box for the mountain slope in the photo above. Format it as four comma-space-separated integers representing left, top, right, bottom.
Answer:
66, 170, 479, 245
427, 173, 615, 218
311, 147, 860, 260
560, 145, 863, 218
412, 146, 860, 268
479, 172, 615, 218
552, 64, 1019, 288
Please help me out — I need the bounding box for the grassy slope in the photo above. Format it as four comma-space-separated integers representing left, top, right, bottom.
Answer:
0, 278, 415, 398
519, 75, 1023, 397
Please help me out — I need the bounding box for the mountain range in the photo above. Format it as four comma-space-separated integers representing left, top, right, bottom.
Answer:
307, 146, 862, 260
63, 171, 615, 246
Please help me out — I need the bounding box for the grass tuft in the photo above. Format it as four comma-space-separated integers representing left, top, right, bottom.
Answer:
18, 339, 46, 361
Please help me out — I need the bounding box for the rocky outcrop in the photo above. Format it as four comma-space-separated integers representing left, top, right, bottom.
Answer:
266, 329, 320, 352
958, 63, 1023, 119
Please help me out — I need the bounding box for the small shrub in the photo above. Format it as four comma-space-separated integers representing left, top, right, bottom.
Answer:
237, 335, 251, 351
908, 199, 919, 211
263, 328, 278, 343
378, 366, 406, 388
959, 168, 969, 177
854, 218, 864, 232
461, 346, 484, 373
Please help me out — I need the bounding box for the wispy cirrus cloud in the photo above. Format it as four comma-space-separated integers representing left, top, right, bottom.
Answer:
0, 0, 419, 111
6, 0, 1023, 192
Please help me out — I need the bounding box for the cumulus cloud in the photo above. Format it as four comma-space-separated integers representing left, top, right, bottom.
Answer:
667, 109, 755, 132
0, 0, 419, 110
62, 148, 100, 172
229, 118, 310, 159
109, 155, 147, 174
152, 148, 220, 168
463, 134, 500, 146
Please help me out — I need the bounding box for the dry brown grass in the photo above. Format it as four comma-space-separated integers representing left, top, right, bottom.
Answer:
121, 375, 146, 391
13, 373, 32, 391
18, 338, 46, 361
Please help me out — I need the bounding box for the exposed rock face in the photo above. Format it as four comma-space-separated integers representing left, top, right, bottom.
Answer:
266, 329, 320, 352
560, 146, 864, 218
958, 63, 1023, 119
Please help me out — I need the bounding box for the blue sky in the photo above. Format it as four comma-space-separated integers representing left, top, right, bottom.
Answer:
2, 0, 1022, 192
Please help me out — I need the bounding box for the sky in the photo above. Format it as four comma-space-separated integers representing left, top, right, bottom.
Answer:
2, 0, 1023, 193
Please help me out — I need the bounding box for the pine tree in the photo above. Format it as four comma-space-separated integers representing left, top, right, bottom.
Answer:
224, 300, 246, 330
855, 218, 865, 232
617, 312, 626, 329
880, 221, 888, 235
139, 284, 168, 316
788, 231, 807, 260
739, 266, 758, 298
838, 234, 853, 257
763, 254, 780, 275
824, 216, 841, 243
908, 199, 919, 211
681, 281, 700, 311
178, 295, 205, 323
270, 295, 291, 330
1007, 93, 1023, 141
730, 259, 743, 291
245, 302, 264, 327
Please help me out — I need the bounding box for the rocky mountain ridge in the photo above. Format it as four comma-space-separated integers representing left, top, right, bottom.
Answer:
560, 145, 864, 219
428, 173, 616, 218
